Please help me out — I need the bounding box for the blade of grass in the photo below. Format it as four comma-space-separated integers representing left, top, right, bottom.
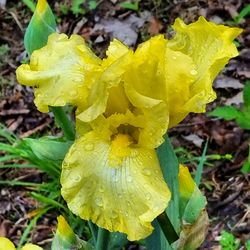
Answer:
194, 141, 208, 186
31, 192, 66, 210
0, 164, 35, 169
17, 206, 52, 249
0, 180, 42, 187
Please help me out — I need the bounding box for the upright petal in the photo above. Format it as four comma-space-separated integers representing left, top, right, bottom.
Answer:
16, 33, 101, 112
168, 16, 242, 127
61, 131, 171, 241
77, 39, 132, 122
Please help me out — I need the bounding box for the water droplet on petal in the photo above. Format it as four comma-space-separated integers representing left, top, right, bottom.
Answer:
111, 210, 118, 218
190, 69, 197, 75
84, 143, 94, 151
172, 56, 177, 60
70, 90, 77, 97
95, 197, 103, 207
127, 176, 133, 182
74, 175, 81, 182
113, 176, 119, 182
143, 168, 151, 176
146, 193, 152, 200
154, 169, 159, 174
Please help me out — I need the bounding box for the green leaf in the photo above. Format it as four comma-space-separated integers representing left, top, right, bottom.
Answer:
209, 106, 239, 120
145, 220, 172, 250
71, 0, 86, 15
194, 141, 208, 186
24, 0, 56, 55
22, 0, 36, 12
243, 81, 250, 109
119, 1, 140, 11
182, 188, 206, 224
157, 135, 180, 233
246, 240, 250, 250
234, 4, 250, 23
235, 112, 250, 129
22, 137, 72, 162
241, 161, 250, 174
89, 0, 97, 10
107, 232, 128, 250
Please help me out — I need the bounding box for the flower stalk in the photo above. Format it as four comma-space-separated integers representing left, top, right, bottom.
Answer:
96, 228, 109, 250
50, 107, 75, 141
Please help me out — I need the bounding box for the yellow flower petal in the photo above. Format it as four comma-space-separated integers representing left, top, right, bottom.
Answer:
61, 131, 171, 241
36, 0, 47, 13
178, 164, 195, 199
0, 237, 16, 250
168, 16, 242, 127
77, 39, 133, 122
56, 215, 76, 244
16, 33, 100, 112
123, 35, 193, 147
21, 244, 43, 250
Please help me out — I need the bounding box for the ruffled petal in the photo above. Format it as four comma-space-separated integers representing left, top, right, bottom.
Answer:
168, 16, 242, 127
16, 33, 100, 112
77, 40, 133, 122
61, 132, 171, 241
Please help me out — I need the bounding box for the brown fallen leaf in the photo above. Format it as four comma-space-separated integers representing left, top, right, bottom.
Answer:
148, 16, 163, 36
182, 134, 204, 148
214, 75, 243, 89
225, 91, 243, 105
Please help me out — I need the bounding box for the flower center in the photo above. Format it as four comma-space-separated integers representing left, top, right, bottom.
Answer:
109, 133, 133, 167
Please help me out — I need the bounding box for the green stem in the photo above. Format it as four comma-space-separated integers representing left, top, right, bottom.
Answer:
157, 212, 179, 245
96, 228, 109, 250
50, 107, 75, 141
88, 221, 98, 245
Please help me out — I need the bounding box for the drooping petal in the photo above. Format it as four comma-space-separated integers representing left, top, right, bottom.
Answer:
16, 33, 101, 112
168, 16, 242, 127
0, 237, 16, 250
61, 131, 171, 241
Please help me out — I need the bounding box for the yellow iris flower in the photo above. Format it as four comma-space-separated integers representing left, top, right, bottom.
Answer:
0, 237, 42, 250
16, 16, 241, 240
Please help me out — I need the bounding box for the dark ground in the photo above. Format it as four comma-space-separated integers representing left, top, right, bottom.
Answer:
0, 0, 249, 249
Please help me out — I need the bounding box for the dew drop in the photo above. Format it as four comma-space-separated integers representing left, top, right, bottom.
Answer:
125, 211, 129, 217
74, 175, 81, 182
84, 143, 94, 151
74, 76, 83, 82
190, 69, 197, 75
143, 168, 151, 176
113, 176, 119, 182
111, 210, 118, 218
95, 197, 103, 207
127, 176, 133, 182
146, 193, 152, 200
70, 90, 77, 97
154, 169, 159, 174
172, 56, 177, 60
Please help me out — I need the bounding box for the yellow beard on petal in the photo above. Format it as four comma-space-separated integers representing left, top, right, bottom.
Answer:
109, 134, 133, 166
